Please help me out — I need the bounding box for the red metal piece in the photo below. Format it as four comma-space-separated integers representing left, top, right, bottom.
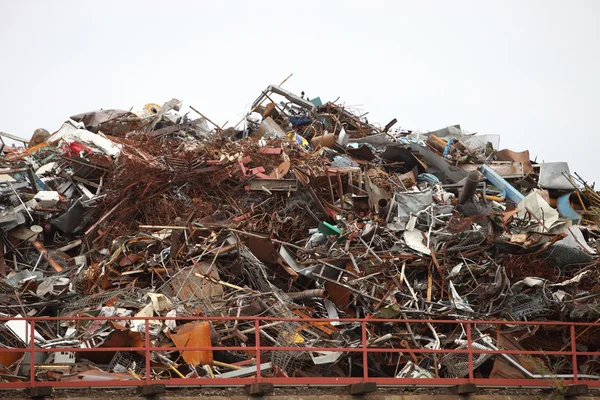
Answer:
249, 167, 266, 174
466, 322, 474, 383
145, 319, 151, 383
0, 316, 598, 390
233, 213, 251, 222
32, 241, 63, 272
571, 324, 578, 383
258, 147, 282, 155
0, 316, 597, 325
30, 320, 35, 388
255, 319, 261, 382
361, 320, 368, 380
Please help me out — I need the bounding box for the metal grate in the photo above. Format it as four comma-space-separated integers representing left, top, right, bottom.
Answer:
157, 264, 226, 316
238, 245, 311, 375
505, 292, 551, 320
108, 351, 145, 374
441, 328, 493, 378
446, 231, 487, 253
63, 287, 148, 311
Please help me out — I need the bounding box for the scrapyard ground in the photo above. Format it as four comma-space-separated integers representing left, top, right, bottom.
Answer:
3, 386, 600, 399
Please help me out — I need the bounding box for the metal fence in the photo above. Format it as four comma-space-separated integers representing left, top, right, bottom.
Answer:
0, 316, 599, 390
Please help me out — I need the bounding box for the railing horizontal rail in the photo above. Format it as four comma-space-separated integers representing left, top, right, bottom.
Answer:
0, 316, 597, 326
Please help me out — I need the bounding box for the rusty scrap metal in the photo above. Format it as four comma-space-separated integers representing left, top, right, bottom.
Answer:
0, 83, 597, 385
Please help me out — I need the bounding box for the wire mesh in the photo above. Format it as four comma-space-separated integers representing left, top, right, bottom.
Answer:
505, 292, 552, 320
63, 286, 148, 311
108, 351, 145, 374
238, 244, 310, 375
440, 329, 493, 378
157, 264, 226, 317
446, 231, 487, 253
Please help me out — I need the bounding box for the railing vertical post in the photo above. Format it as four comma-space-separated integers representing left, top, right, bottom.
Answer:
466, 322, 474, 383
29, 319, 35, 388
570, 323, 578, 383
145, 319, 151, 383
255, 318, 261, 382
361, 320, 368, 381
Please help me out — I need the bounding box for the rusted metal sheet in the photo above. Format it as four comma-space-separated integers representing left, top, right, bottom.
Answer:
462, 162, 524, 178
168, 322, 213, 367
496, 149, 533, 174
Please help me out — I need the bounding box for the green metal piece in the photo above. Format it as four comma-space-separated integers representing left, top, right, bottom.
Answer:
318, 221, 341, 237
310, 96, 323, 107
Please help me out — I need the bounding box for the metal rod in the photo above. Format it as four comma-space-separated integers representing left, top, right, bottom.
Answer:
255, 319, 261, 382
286, 289, 328, 300
145, 319, 151, 383
467, 322, 474, 383
32, 241, 63, 272
571, 324, 578, 383
29, 320, 35, 389
362, 320, 368, 380
189, 105, 222, 132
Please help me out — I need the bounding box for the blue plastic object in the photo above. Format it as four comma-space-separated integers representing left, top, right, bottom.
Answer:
443, 137, 458, 159
289, 116, 312, 127
417, 173, 441, 184
33, 174, 50, 191
557, 192, 582, 222
479, 164, 524, 204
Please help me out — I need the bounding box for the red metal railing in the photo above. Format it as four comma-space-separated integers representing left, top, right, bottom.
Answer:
0, 316, 599, 389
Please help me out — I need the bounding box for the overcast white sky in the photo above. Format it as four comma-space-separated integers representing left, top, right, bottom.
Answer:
1, 0, 599, 183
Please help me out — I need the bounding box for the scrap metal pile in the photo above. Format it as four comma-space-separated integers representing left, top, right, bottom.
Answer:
0, 83, 599, 382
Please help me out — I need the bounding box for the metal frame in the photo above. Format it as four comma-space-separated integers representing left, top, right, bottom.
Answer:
0, 316, 598, 390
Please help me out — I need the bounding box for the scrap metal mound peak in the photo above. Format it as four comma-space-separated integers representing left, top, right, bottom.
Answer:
0, 84, 598, 386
